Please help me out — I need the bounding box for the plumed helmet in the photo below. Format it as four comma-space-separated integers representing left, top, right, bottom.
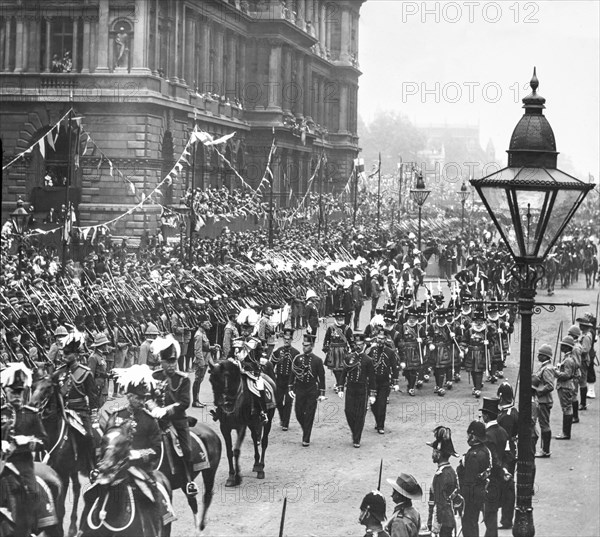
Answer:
360, 490, 386, 522
1, 363, 33, 390
497, 381, 514, 403
426, 426, 458, 456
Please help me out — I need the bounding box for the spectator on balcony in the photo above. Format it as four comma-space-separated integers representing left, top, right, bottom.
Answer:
62, 51, 72, 73
51, 54, 63, 73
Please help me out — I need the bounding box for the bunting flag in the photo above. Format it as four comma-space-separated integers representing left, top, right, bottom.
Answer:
2, 108, 73, 171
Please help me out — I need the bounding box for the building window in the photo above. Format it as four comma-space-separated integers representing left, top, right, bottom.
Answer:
48, 18, 74, 73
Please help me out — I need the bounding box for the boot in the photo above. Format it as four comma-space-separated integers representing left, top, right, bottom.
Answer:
556, 415, 572, 439
572, 401, 579, 423
535, 431, 551, 457
580, 387, 588, 410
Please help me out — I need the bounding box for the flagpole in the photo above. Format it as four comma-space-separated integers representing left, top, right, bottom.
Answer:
62, 94, 74, 275
268, 129, 276, 249
352, 152, 359, 227
377, 152, 382, 233
317, 149, 324, 241
189, 130, 196, 267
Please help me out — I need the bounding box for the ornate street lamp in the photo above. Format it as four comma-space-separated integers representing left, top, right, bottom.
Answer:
10, 198, 29, 279
458, 180, 470, 233
410, 171, 430, 250
470, 68, 595, 537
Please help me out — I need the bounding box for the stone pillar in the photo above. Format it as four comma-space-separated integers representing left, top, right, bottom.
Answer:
319, 2, 326, 53
14, 16, 24, 72
303, 57, 312, 120
199, 20, 210, 92
214, 27, 223, 92
267, 40, 282, 110
295, 53, 304, 117
97, 0, 109, 71
0, 20, 6, 72
152, 0, 160, 75
225, 32, 236, 98
340, 7, 350, 61
297, 0, 305, 28
184, 15, 195, 85
3, 17, 12, 71
282, 46, 292, 113
132, 0, 150, 73
172, 1, 180, 81
317, 77, 324, 124
305, 0, 313, 27
238, 36, 246, 100
338, 83, 348, 132
82, 17, 91, 72
72, 17, 79, 71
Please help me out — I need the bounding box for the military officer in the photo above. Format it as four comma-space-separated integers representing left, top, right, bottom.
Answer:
496, 382, 518, 530
323, 309, 353, 388
88, 332, 111, 408
368, 332, 400, 434
338, 332, 376, 448
531, 344, 555, 458
289, 333, 326, 447
358, 490, 389, 537
554, 335, 577, 440
270, 327, 299, 431
398, 308, 425, 396
385, 473, 423, 537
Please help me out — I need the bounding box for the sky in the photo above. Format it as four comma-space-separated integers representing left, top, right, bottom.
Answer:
357, 0, 600, 180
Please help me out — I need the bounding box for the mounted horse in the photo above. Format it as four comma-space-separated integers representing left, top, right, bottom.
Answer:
29, 374, 85, 537
583, 249, 598, 289
79, 416, 175, 537
210, 355, 276, 487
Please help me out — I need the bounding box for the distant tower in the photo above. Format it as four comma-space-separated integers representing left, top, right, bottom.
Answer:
485, 138, 496, 161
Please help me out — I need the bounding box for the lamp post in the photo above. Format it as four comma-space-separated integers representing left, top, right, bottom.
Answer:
458, 180, 470, 233
10, 198, 29, 279
409, 170, 430, 251
470, 68, 595, 537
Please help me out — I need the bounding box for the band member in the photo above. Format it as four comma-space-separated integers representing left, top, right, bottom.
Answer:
270, 327, 299, 430
289, 333, 326, 447
323, 309, 353, 388
398, 308, 425, 396
368, 332, 400, 434
338, 333, 376, 448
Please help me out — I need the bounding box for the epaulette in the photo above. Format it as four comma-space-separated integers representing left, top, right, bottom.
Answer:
174, 370, 187, 378
23, 405, 39, 413
77, 364, 91, 372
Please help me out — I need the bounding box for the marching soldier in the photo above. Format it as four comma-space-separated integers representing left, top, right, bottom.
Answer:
427, 309, 454, 397
486, 306, 503, 383
457, 421, 492, 537
358, 490, 389, 537
368, 332, 400, 434
338, 332, 376, 448
289, 333, 326, 447
270, 327, 299, 431
461, 308, 489, 398
398, 308, 425, 396
305, 290, 320, 336
192, 313, 219, 408
554, 335, 577, 440
426, 426, 461, 537
385, 473, 423, 537
52, 338, 98, 475
323, 309, 353, 388
88, 333, 111, 408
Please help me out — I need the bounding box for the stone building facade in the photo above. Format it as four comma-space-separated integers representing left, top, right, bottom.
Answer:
0, 0, 363, 236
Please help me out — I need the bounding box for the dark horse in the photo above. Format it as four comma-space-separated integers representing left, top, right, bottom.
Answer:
210, 360, 276, 487
79, 417, 173, 537
583, 250, 598, 289
97, 400, 222, 532
29, 375, 85, 537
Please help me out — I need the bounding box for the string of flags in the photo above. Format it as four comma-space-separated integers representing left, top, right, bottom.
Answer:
2, 108, 74, 171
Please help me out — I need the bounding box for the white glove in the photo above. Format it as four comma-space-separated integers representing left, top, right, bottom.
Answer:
417, 337, 423, 343
459, 351, 465, 358
393, 384, 400, 392
460, 324, 465, 330
151, 407, 167, 419
317, 395, 327, 402
450, 332, 456, 338
129, 449, 142, 460
288, 391, 296, 399
484, 340, 489, 346
369, 396, 376, 405
429, 344, 435, 351
338, 391, 344, 399
399, 362, 406, 370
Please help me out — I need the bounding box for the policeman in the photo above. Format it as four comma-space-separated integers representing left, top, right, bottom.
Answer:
1, 363, 48, 537
289, 333, 326, 447
368, 332, 400, 434
270, 327, 299, 431
150, 340, 198, 496
338, 332, 376, 448
53, 338, 98, 474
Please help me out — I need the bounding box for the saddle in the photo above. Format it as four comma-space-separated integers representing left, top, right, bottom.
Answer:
65, 408, 87, 436
241, 371, 276, 409
161, 425, 210, 472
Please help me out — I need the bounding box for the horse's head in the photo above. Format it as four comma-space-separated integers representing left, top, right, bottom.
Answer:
95, 415, 135, 485
209, 360, 242, 414
29, 375, 54, 411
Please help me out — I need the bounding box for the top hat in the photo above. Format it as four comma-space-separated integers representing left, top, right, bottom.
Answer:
303, 333, 317, 343
426, 426, 458, 456
481, 396, 499, 417
386, 473, 423, 501
334, 309, 345, 318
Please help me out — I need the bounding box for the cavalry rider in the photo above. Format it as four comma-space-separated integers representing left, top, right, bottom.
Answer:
427, 309, 454, 397
52, 338, 98, 475
235, 322, 270, 423
398, 308, 425, 396
368, 331, 400, 434
338, 332, 377, 448
150, 340, 198, 496
323, 309, 354, 389
1, 363, 49, 537
270, 327, 299, 431
461, 308, 489, 399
